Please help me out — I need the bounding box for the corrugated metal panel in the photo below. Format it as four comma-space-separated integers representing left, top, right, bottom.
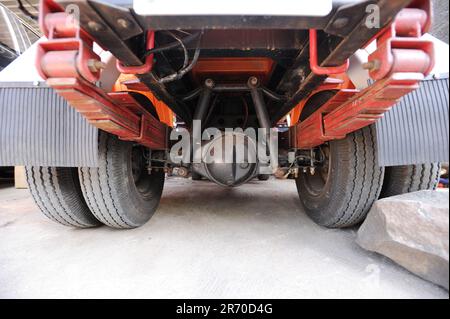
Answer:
0, 84, 98, 167
376, 75, 449, 166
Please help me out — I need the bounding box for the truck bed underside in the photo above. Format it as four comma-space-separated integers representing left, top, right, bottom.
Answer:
34, 0, 434, 154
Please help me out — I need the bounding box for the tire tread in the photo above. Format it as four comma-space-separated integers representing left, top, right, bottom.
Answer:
381, 163, 441, 198
297, 125, 384, 228
25, 166, 99, 227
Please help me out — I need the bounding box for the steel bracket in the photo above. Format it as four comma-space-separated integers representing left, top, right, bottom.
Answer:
116, 31, 155, 74
35, 0, 168, 150
309, 29, 349, 75
291, 2, 435, 149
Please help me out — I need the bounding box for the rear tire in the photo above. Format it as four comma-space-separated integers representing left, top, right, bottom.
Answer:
295, 125, 384, 228
79, 132, 165, 229
191, 171, 202, 180
25, 167, 100, 228
380, 163, 441, 198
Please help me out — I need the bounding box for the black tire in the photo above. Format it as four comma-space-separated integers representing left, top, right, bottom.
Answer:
257, 174, 270, 181
79, 132, 165, 229
191, 171, 202, 180
25, 167, 100, 228
296, 125, 384, 228
380, 163, 441, 198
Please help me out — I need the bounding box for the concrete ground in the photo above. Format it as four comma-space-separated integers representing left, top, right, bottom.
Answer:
0, 177, 448, 299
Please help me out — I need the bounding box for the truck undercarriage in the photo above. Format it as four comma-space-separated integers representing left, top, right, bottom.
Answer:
1, 0, 444, 229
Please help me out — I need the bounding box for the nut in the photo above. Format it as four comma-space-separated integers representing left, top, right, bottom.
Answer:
248, 76, 259, 87
332, 17, 350, 29
87, 59, 106, 73
205, 78, 215, 88
362, 60, 381, 71
87, 21, 105, 32
117, 18, 133, 29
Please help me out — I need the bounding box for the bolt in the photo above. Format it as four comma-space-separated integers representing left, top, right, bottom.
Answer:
332, 17, 350, 29
274, 168, 287, 179
205, 78, 215, 88
87, 21, 105, 32
362, 60, 380, 71
239, 162, 249, 169
117, 18, 132, 29
177, 167, 189, 178
433, 73, 441, 80
248, 76, 259, 87
288, 151, 296, 164
310, 167, 316, 175
87, 59, 106, 72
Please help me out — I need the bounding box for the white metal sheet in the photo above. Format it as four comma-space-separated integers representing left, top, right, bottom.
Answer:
133, 0, 332, 17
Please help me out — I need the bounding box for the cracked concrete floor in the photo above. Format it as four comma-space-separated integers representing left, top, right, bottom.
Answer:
0, 177, 448, 299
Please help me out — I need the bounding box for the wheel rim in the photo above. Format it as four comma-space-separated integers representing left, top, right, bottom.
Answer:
131, 146, 157, 199
302, 144, 331, 197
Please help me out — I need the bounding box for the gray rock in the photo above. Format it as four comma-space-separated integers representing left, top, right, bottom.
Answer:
357, 190, 449, 290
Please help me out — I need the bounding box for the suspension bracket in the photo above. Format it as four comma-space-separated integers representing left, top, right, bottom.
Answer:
309, 29, 350, 75
36, 0, 168, 150
291, 2, 435, 149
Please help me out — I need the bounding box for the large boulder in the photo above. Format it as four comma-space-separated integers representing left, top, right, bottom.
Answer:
357, 190, 449, 290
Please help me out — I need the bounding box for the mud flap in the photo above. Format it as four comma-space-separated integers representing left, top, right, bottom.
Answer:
376, 75, 449, 166
0, 83, 98, 167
